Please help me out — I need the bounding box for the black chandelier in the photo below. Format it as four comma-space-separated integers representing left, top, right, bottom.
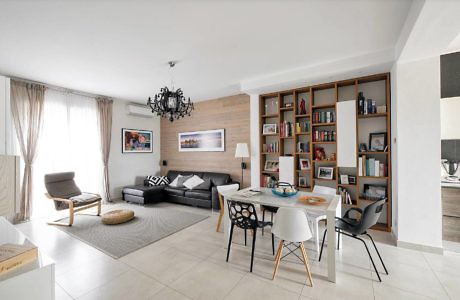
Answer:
147, 61, 194, 122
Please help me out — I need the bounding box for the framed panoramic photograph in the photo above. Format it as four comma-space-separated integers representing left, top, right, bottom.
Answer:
369, 132, 387, 152
122, 128, 153, 153
317, 167, 334, 180
178, 129, 225, 152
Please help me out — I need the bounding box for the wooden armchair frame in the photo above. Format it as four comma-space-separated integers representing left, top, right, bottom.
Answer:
45, 193, 102, 226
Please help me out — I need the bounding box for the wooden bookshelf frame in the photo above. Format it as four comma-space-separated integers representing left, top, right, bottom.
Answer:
259, 72, 392, 232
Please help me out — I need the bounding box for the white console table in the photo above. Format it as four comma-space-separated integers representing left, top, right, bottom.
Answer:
0, 217, 55, 300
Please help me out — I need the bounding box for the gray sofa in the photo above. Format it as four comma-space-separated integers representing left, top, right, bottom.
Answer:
122, 170, 238, 209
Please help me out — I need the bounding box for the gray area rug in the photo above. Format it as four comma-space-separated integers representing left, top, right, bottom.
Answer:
57, 203, 208, 258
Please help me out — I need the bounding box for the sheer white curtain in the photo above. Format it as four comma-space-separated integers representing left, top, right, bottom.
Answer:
32, 89, 103, 218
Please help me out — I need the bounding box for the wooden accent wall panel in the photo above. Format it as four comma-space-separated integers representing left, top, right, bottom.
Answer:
161, 94, 250, 186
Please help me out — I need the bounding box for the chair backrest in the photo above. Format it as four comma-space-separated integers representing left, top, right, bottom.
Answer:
272, 207, 312, 242
313, 185, 336, 196
356, 199, 386, 234
45, 172, 81, 210
226, 200, 258, 230
216, 184, 239, 197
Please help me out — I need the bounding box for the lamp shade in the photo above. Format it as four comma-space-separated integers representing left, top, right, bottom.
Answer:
235, 143, 249, 158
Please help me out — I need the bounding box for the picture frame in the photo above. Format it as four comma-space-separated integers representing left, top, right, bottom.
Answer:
263, 123, 278, 135
298, 176, 307, 187
299, 158, 311, 170
348, 175, 356, 184
363, 184, 387, 200
340, 174, 349, 185
317, 167, 334, 180
122, 128, 153, 153
369, 132, 387, 152
178, 129, 225, 152
264, 160, 279, 172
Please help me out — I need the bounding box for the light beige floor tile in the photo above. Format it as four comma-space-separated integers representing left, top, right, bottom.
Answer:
224, 274, 300, 300
77, 269, 165, 300
56, 283, 74, 300
373, 282, 435, 300
433, 270, 460, 300
56, 256, 130, 298
150, 286, 192, 300
423, 251, 460, 277
170, 260, 245, 300
370, 260, 449, 300
126, 246, 203, 285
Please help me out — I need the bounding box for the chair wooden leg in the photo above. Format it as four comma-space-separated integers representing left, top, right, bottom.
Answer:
216, 210, 224, 232
272, 240, 284, 280
97, 200, 101, 216
68, 204, 74, 226
300, 242, 314, 287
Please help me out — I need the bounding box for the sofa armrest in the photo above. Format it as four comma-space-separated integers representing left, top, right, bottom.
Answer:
211, 181, 240, 210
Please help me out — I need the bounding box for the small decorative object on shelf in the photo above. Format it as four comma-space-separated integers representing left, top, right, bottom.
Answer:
298, 176, 307, 186
297, 142, 309, 153
314, 147, 326, 160
358, 91, 365, 115
369, 132, 387, 151
295, 121, 310, 133
330, 153, 336, 161
340, 174, 349, 184
348, 175, 356, 184
263, 124, 278, 135
317, 167, 334, 180
357, 91, 382, 116
299, 158, 311, 170
377, 105, 387, 114
284, 103, 293, 108
271, 182, 298, 197
359, 143, 368, 152
299, 98, 307, 115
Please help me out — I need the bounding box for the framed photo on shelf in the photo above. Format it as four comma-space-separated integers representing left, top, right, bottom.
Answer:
178, 129, 225, 152
122, 128, 153, 153
369, 132, 387, 152
299, 158, 311, 170
317, 167, 334, 180
263, 124, 278, 135
340, 174, 349, 185
363, 184, 387, 200
298, 176, 307, 187
264, 160, 279, 172
348, 175, 356, 184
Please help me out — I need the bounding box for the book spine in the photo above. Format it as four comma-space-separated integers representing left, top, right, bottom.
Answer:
375, 160, 380, 177
358, 157, 363, 176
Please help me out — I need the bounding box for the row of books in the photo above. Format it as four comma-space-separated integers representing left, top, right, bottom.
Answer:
261, 175, 276, 188
262, 142, 279, 153
313, 130, 336, 142
280, 121, 295, 137
297, 142, 309, 153
358, 99, 377, 115
295, 121, 310, 133
358, 155, 387, 177
312, 111, 335, 124
338, 187, 353, 205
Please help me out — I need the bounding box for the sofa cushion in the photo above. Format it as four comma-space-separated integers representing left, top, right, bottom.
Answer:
164, 186, 187, 197
176, 175, 193, 188
184, 190, 212, 201
145, 175, 169, 186
44, 172, 81, 199
203, 172, 231, 186
193, 178, 212, 191
183, 175, 205, 189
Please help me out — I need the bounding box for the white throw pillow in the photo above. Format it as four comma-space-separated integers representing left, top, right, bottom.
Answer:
183, 175, 205, 190
169, 174, 183, 187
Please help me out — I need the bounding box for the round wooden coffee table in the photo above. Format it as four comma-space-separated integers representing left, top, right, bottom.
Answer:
102, 209, 135, 225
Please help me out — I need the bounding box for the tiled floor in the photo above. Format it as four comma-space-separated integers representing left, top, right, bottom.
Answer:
15, 202, 460, 300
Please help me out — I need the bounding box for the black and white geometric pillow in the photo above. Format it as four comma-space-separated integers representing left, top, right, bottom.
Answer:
145, 176, 170, 186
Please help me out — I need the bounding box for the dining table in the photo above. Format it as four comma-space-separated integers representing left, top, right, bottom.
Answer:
224, 187, 341, 283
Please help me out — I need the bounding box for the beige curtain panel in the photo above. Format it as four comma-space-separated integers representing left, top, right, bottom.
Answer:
10, 80, 46, 222
96, 97, 113, 202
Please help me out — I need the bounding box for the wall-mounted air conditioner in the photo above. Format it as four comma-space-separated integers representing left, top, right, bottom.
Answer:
126, 103, 153, 118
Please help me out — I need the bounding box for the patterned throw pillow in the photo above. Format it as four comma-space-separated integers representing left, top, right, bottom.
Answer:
145, 176, 170, 186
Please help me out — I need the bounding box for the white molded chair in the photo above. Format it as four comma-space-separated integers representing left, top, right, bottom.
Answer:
309, 185, 337, 254
272, 207, 313, 287
215, 184, 240, 232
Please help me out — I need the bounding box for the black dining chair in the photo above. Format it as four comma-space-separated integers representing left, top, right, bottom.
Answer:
261, 205, 278, 236
226, 200, 275, 272
319, 199, 389, 282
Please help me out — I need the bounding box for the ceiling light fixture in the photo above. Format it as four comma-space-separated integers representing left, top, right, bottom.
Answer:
147, 61, 194, 122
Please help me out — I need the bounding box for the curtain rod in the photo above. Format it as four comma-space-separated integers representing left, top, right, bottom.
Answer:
8, 75, 111, 100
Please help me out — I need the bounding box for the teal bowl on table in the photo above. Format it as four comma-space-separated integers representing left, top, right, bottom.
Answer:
271, 188, 298, 197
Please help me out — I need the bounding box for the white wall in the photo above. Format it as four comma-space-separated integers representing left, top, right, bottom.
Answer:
440, 97, 460, 140
0, 75, 13, 155
109, 99, 161, 199
392, 56, 443, 251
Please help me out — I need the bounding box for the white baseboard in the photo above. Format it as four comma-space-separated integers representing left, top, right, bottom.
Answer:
396, 240, 444, 255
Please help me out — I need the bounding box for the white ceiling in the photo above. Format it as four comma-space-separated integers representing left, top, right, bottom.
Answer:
0, 0, 413, 102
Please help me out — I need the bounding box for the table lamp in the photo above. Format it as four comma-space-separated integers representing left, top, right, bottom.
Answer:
235, 143, 249, 187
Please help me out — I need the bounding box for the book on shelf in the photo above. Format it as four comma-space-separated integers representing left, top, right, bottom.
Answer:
0, 243, 38, 274
359, 155, 387, 176
295, 121, 310, 133
359, 98, 379, 115
280, 121, 294, 138
296, 142, 309, 153
262, 142, 279, 153
312, 111, 335, 124
338, 187, 353, 205
313, 130, 336, 142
